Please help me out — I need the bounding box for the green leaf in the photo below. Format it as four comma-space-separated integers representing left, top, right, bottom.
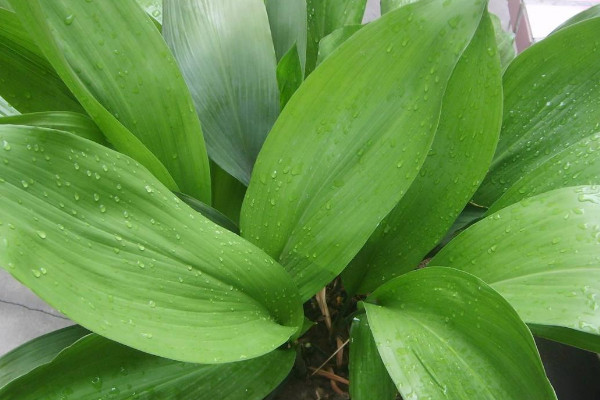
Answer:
0, 125, 303, 363
0, 8, 83, 114
176, 192, 240, 234
276, 44, 304, 109
10, 0, 211, 201
305, 0, 366, 75
265, 0, 307, 74
316, 25, 362, 67
435, 203, 487, 250
0, 334, 295, 400
163, 0, 279, 186
241, 0, 490, 301
364, 267, 556, 400
474, 18, 600, 206
380, 0, 419, 15
490, 12, 515, 71
0, 326, 88, 389
135, 0, 162, 24
489, 132, 600, 213
0, 96, 18, 117
432, 186, 600, 353
343, 12, 502, 294
0, 112, 108, 145
211, 162, 247, 226
552, 4, 600, 33
349, 315, 397, 400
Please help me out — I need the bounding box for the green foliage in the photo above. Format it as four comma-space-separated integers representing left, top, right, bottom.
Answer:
1, 0, 599, 398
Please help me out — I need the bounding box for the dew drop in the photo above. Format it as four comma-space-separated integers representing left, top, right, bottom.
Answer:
64, 14, 75, 25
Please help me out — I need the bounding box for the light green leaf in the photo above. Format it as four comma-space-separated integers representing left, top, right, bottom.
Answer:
0, 125, 303, 363
380, 0, 419, 14
474, 18, 600, 206
343, 12, 502, 294
316, 25, 362, 67
0, 96, 18, 117
305, 0, 366, 75
489, 132, 600, 213
241, 0, 490, 300
265, 0, 307, 74
0, 326, 88, 389
0, 112, 108, 145
349, 315, 396, 400
176, 192, 239, 234
0, 8, 82, 114
0, 334, 295, 400
211, 162, 247, 226
433, 186, 600, 353
276, 44, 303, 109
163, 0, 279, 186
552, 4, 600, 33
365, 267, 556, 400
490, 12, 515, 71
136, 0, 162, 24
10, 0, 211, 201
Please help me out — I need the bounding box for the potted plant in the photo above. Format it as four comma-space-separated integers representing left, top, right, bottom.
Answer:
0, 0, 599, 398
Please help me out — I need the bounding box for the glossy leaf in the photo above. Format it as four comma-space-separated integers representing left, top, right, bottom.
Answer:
0, 125, 302, 363
474, 18, 600, 206
552, 4, 600, 33
349, 315, 396, 400
0, 326, 87, 389
365, 267, 556, 400
163, 0, 279, 186
316, 25, 362, 67
0, 8, 82, 113
380, 0, 418, 14
433, 186, 600, 353
136, 0, 162, 24
265, 0, 307, 74
0, 112, 108, 145
241, 0, 490, 300
0, 334, 295, 400
276, 44, 303, 109
490, 12, 515, 71
10, 0, 211, 201
305, 0, 366, 75
489, 132, 600, 213
343, 12, 502, 294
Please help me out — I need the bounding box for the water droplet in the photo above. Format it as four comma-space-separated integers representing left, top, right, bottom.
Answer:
148, 300, 156, 308
2, 140, 11, 151
64, 14, 75, 25
145, 185, 154, 193
36, 231, 47, 239
31, 269, 41, 278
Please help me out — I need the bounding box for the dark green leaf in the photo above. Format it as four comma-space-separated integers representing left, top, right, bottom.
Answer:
342, 11, 502, 294
0, 326, 88, 389
276, 44, 303, 109
316, 25, 362, 67
305, 0, 366, 75
433, 186, 600, 353
349, 315, 396, 400
10, 0, 211, 201
0, 334, 295, 400
365, 267, 556, 400
210, 162, 247, 226
241, 0, 491, 300
0, 125, 303, 363
176, 192, 239, 234
474, 18, 600, 206
163, 0, 279, 186
265, 0, 307, 74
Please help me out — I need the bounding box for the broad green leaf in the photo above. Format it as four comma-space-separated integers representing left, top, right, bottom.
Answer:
552, 4, 600, 33
136, 0, 163, 24
0, 326, 88, 389
10, 0, 211, 202
176, 192, 239, 234
276, 45, 303, 109
433, 186, 600, 353
163, 0, 279, 186
0, 112, 108, 145
380, 0, 419, 14
349, 315, 397, 400
474, 18, 600, 206
0, 96, 18, 117
436, 203, 486, 249
316, 25, 362, 67
241, 0, 490, 301
489, 132, 600, 213
0, 334, 295, 400
0, 8, 82, 114
265, 0, 307, 74
343, 12, 502, 294
0, 0, 11, 11
305, 0, 367, 75
490, 13, 515, 71
0, 125, 302, 363
365, 267, 556, 400
211, 162, 247, 226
